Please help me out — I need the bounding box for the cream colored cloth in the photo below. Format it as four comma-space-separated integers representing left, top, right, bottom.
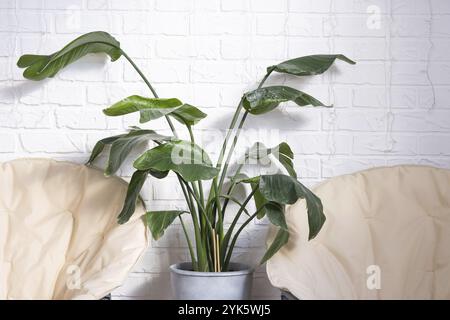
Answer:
0, 158, 148, 300
266, 165, 450, 299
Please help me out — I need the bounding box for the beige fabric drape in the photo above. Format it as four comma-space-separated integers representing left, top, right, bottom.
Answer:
0, 158, 149, 299
267, 165, 450, 299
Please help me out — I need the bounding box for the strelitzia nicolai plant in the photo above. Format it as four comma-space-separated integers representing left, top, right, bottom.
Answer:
17, 31, 355, 272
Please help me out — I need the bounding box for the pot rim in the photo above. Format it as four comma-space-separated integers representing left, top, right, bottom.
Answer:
170, 262, 254, 277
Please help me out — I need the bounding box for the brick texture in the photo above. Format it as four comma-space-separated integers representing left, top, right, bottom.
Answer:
1, 0, 449, 300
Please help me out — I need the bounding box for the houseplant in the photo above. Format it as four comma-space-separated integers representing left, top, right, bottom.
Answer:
17, 31, 355, 299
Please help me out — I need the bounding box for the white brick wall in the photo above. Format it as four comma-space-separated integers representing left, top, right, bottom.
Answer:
1, 0, 449, 300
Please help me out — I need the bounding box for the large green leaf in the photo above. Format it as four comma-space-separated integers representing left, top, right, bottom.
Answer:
259, 174, 326, 240
133, 140, 219, 182
103, 96, 206, 125
268, 54, 355, 77
245, 142, 297, 178
86, 133, 126, 165
243, 86, 328, 115
17, 31, 121, 81
105, 129, 170, 176
260, 228, 289, 265
145, 210, 188, 240
103, 95, 182, 123
265, 202, 287, 230
117, 170, 148, 224
169, 104, 207, 126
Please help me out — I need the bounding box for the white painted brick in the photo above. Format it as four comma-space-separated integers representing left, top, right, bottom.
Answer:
191, 61, 246, 84
156, 37, 220, 60
20, 132, 85, 153
429, 62, 450, 85
250, 0, 286, 12
332, 62, 386, 85
392, 0, 431, 14
191, 13, 251, 35
0, 11, 51, 33
155, 0, 193, 11
221, 37, 250, 60
322, 158, 386, 178
55, 108, 108, 129
124, 59, 189, 83
256, 14, 286, 36
391, 39, 431, 61
289, 0, 331, 13
0, 133, 15, 152
152, 176, 185, 200
2, 0, 450, 301
392, 111, 450, 132
54, 12, 122, 34
391, 62, 428, 85
287, 14, 323, 36
333, 38, 387, 61
431, 0, 450, 14
353, 134, 417, 155
333, 0, 388, 13
286, 132, 352, 155
221, 0, 250, 12
323, 110, 388, 131
327, 15, 387, 37
0, 0, 14, 8
123, 12, 189, 35
432, 16, 450, 37
392, 16, 430, 37
0, 106, 52, 129
88, 0, 153, 10
418, 135, 450, 155
47, 84, 85, 106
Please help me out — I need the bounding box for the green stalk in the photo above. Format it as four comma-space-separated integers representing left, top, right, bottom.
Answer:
179, 215, 197, 270
177, 175, 205, 270
222, 209, 261, 271
221, 187, 258, 259
221, 163, 244, 214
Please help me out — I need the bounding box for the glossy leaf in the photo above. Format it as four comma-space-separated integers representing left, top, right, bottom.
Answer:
145, 210, 188, 240
86, 133, 125, 165
260, 228, 289, 265
269, 54, 355, 77
245, 142, 297, 178
243, 86, 327, 115
103, 95, 182, 123
133, 140, 219, 182
259, 174, 326, 240
17, 31, 121, 81
265, 202, 287, 230
105, 129, 170, 176
117, 170, 148, 224
169, 104, 207, 126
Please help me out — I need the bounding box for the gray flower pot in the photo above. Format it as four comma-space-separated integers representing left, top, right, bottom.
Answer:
170, 262, 254, 300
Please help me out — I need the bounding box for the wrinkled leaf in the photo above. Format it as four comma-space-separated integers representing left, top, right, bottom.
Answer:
259, 174, 326, 240
243, 86, 328, 115
245, 142, 297, 178
269, 54, 355, 77
117, 170, 148, 224
145, 210, 188, 240
169, 104, 207, 126
260, 228, 289, 265
17, 31, 121, 81
103, 95, 182, 123
265, 202, 287, 230
86, 133, 125, 165
105, 129, 170, 176
133, 140, 219, 181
